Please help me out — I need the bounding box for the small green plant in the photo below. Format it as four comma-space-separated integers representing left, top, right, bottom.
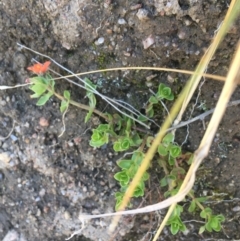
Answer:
29, 75, 55, 105
114, 151, 149, 210
27, 64, 225, 237
166, 205, 186, 235
199, 207, 225, 233
146, 83, 174, 117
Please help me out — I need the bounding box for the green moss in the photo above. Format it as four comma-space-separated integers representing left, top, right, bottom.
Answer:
96, 52, 114, 70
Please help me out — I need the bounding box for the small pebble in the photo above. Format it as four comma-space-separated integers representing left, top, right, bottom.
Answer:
122, 61, 128, 66
143, 215, 149, 221
183, 228, 190, 235
9, 160, 17, 167
130, 4, 142, 11
24, 122, 30, 128
95, 37, 105, 45
39, 117, 49, 127
0, 100, 6, 106
167, 74, 175, 83
136, 8, 150, 21
64, 211, 71, 220
142, 35, 155, 49
232, 206, 240, 212
118, 18, 126, 25
39, 188, 46, 197
36, 209, 41, 216
2, 230, 23, 241
106, 29, 113, 34
0, 172, 4, 181
184, 19, 192, 26
43, 206, 50, 213
10, 135, 18, 142
146, 82, 153, 87
178, 30, 186, 39
68, 141, 74, 147
146, 74, 157, 81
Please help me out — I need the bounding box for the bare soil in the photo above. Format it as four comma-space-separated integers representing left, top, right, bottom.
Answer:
0, 0, 240, 241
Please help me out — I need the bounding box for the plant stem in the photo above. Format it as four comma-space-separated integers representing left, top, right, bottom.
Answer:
50, 87, 109, 121
188, 192, 205, 211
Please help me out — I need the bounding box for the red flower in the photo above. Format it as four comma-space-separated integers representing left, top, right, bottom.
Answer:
27, 61, 51, 74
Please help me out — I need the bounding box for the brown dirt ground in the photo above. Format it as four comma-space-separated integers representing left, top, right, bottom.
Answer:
0, 0, 240, 241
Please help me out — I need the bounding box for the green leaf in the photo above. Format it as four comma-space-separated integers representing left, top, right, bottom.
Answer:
168, 156, 175, 165
126, 118, 132, 132
113, 114, 123, 130
117, 159, 132, 169
90, 129, 109, 148
146, 136, 154, 147
200, 210, 207, 219
160, 176, 168, 187
36, 92, 53, 106
60, 91, 71, 113
85, 110, 93, 123
84, 78, 97, 92
114, 171, 129, 186
137, 115, 148, 122
49, 78, 55, 90
113, 141, 121, 152
113, 137, 133, 152
175, 205, 184, 215
180, 223, 187, 232
158, 144, 168, 156
157, 83, 174, 100
121, 137, 131, 151
87, 93, 96, 107
132, 133, 142, 146
196, 197, 207, 203
133, 183, 144, 197
115, 192, 124, 201
29, 84, 47, 98
188, 200, 196, 213
217, 214, 225, 222
210, 216, 220, 230
60, 99, 69, 113
132, 151, 145, 166
163, 133, 174, 145
169, 144, 181, 158
142, 172, 150, 181
208, 215, 224, 232
115, 199, 122, 211
200, 208, 212, 219
170, 223, 179, 235
187, 153, 194, 165
63, 90, 71, 100
29, 76, 46, 84
199, 226, 205, 234
146, 104, 154, 117
127, 164, 138, 178
171, 167, 186, 177
206, 220, 213, 232
149, 95, 158, 104
84, 78, 96, 123
167, 211, 186, 235
96, 124, 110, 132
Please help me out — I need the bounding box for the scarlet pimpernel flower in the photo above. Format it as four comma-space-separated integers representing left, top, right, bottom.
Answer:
27, 61, 51, 74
